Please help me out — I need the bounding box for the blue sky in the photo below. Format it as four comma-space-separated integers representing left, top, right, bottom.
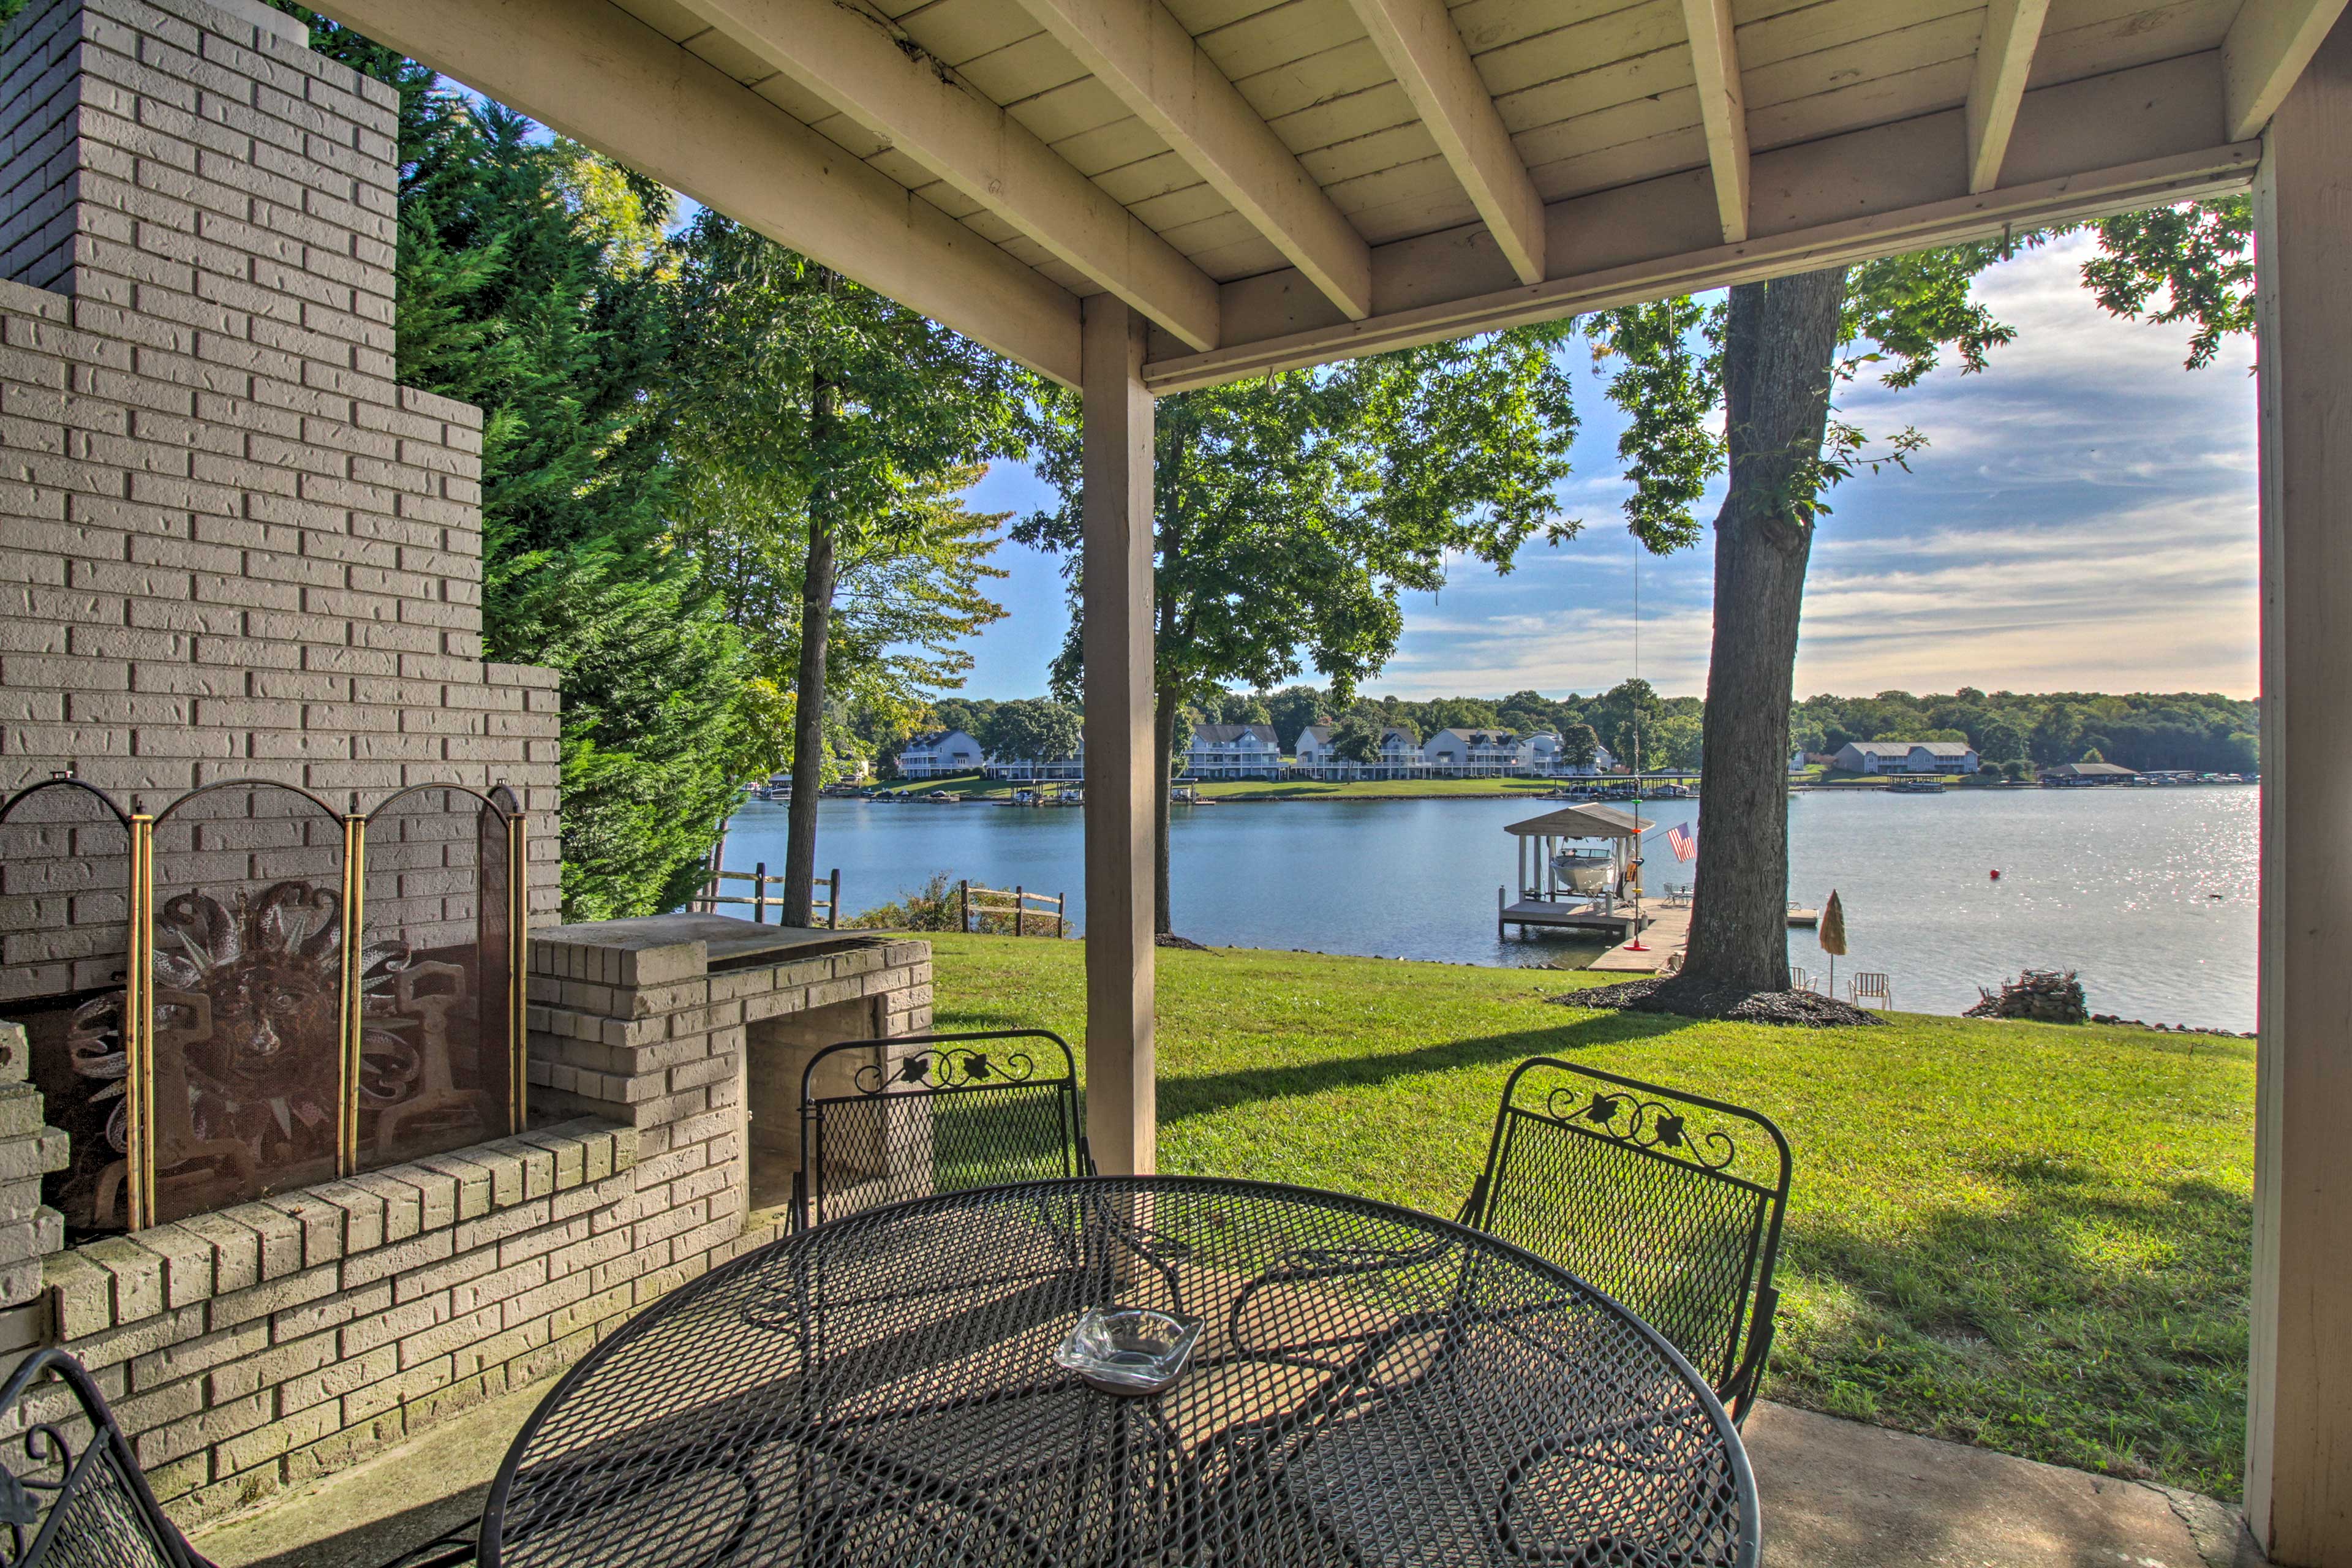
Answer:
954, 233, 2260, 704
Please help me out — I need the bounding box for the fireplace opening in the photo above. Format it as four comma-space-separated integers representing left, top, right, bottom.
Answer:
0, 777, 527, 1237
148, 781, 349, 1224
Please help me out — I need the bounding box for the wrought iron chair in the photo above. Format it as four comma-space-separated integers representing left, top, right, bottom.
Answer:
1849, 972, 1894, 1009
1461, 1058, 1792, 1425
0, 1349, 210, 1567
791, 1030, 1093, 1230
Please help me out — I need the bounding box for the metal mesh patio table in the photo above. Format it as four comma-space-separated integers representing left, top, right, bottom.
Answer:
481, 1175, 1760, 1567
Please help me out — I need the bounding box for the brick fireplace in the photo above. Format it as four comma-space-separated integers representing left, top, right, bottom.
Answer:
0, 0, 934, 1522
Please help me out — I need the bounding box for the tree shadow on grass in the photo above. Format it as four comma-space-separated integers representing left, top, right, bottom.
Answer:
1776, 1158, 2251, 1499
941, 992, 1709, 1123
1156, 1011, 1697, 1125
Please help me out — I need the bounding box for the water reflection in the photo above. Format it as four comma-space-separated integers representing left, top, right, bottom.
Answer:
720, 787, 2258, 1031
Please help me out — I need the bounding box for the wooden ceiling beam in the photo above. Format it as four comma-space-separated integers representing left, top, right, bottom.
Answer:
2223, 0, 2352, 140
1679, 0, 1751, 244
1344, 0, 1544, 285
1011, 0, 1374, 320
1153, 143, 2252, 394
1965, 0, 2052, 194
320, 0, 1084, 383
1149, 51, 2255, 393
671, 0, 1219, 350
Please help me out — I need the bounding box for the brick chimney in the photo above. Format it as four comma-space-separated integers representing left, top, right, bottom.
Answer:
0, 0, 558, 890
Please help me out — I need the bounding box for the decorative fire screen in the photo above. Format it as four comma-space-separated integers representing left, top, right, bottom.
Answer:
0, 777, 527, 1237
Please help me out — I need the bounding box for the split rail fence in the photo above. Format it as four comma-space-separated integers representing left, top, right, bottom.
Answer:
958, 881, 1067, 937
703, 864, 841, 928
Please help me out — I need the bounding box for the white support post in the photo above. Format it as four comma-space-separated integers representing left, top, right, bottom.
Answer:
1080, 296, 1158, 1176
2248, 15, 2352, 1562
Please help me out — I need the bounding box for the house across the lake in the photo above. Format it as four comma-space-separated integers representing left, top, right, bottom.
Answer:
1832, 740, 1982, 775
1292, 725, 1420, 779
982, 744, 1085, 782
1519, 732, 1618, 775
1183, 723, 1285, 778
1423, 727, 1526, 777
1564, 741, 1619, 776
895, 729, 986, 778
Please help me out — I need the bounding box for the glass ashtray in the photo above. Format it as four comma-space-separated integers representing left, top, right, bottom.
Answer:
1053, 1306, 1202, 1395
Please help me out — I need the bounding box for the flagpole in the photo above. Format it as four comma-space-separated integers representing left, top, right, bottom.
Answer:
1624, 815, 1650, 952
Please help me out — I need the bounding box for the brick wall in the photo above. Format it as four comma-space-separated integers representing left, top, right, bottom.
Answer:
526, 923, 938, 1241
0, 0, 566, 1254
0, 0, 619, 1520
42, 1106, 647, 1518
0, 0, 562, 948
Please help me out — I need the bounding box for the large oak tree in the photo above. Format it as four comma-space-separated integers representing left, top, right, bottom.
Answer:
1596, 207, 2255, 996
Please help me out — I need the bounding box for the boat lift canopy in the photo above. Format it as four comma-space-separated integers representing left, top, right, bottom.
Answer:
1503, 802, 1659, 913
1503, 804, 1651, 840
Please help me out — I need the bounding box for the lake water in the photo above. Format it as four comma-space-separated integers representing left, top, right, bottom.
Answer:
717, 787, 2260, 1031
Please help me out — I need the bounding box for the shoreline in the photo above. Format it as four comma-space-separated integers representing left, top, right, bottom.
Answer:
831, 778, 2253, 806
723, 786, 2255, 1031
850, 926, 2257, 1036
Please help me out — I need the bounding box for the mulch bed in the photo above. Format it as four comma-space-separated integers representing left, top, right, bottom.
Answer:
1155, 932, 1214, 951
1552, 973, 1885, 1027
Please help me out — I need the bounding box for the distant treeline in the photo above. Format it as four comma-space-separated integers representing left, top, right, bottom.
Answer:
886, 683, 2258, 777
1790, 688, 2257, 774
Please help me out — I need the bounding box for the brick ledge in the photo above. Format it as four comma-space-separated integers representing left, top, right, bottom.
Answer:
42, 1119, 637, 1359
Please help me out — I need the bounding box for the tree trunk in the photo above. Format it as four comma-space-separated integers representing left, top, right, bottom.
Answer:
783, 374, 839, 927
1153, 688, 1179, 934
1682, 266, 1848, 993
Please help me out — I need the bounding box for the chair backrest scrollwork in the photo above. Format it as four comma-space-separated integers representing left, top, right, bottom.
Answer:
793, 1030, 1091, 1230
0, 1350, 200, 1568
1463, 1058, 1792, 1425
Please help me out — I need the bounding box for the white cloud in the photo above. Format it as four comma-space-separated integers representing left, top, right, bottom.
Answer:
959, 236, 2261, 703
1369, 237, 2260, 700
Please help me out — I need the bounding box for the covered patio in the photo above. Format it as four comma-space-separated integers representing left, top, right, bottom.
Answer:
3, 0, 2347, 1558
325, 0, 2347, 1547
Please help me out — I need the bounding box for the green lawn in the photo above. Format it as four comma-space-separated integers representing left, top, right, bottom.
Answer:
927, 934, 2255, 1498
871, 773, 1006, 799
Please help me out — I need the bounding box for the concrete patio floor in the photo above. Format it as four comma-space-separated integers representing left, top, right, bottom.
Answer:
186, 1387, 2268, 1568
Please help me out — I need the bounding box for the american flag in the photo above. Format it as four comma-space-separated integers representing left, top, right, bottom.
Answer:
1666, 823, 1697, 862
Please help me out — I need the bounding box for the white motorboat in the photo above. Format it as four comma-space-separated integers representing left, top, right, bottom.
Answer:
1553, 848, 1618, 895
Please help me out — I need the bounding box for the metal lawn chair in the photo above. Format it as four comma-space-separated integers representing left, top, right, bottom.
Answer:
1789, 966, 1817, 993
1849, 973, 1893, 1009
1461, 1058, 1792, 1425
0, 1349, 211, 1567
793, 1030, 1093, 1229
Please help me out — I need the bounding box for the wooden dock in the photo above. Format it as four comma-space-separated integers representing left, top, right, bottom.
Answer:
1586, 902, 1823, 975
1589, 905, 1692, 971
1498, 897, 1641, 938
